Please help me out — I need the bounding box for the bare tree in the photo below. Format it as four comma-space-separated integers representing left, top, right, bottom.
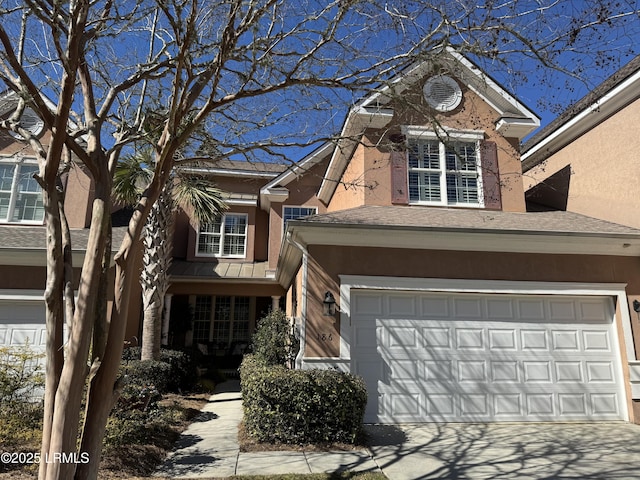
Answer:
0, 1, 637, 479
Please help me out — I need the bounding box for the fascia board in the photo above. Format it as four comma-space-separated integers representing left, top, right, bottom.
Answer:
446, 49, 540, 125
522, 69, 640, 168
276, 232, 305, 288
262, 142, 334, 190
180, 166, 279, 179
290, 224, 640, 257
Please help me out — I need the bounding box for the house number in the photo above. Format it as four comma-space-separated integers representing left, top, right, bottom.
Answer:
317, 333, 333, 342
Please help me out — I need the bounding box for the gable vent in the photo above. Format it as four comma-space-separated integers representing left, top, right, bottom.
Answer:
9, 108, 44, 140
423, 75, 463, 112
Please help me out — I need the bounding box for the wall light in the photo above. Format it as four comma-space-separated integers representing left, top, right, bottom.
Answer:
322, 291, 336, 316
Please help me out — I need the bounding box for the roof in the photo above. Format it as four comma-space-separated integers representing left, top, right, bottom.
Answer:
180, 159, 288, 179
169, 260, 275, 282
293, 205, 640, 237
276, 205, 640, 287
0, 225, 130, 266
521, 54, 640, 171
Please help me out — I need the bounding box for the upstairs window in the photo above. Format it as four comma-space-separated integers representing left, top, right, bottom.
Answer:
283, 206, 317, 228
197, 213, 248, 258
407, 136, 483, 207
0, 162, 44, 223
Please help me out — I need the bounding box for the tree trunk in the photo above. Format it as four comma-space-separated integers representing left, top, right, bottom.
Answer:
38, 186, 64, 480
45, 183, 110, 480
76, 212, 145, 480
140, 183, 174, 361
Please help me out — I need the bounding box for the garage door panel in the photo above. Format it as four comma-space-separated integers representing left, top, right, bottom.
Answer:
352, 291, 625, 423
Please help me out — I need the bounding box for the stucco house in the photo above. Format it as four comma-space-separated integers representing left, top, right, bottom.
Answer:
2, 49, 640, 425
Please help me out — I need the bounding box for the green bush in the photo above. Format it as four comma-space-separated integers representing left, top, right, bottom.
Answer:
121, 347, 197, 393
0, 344, 44, 449
251, 309, 297, 366
124, 359, 173, 392
240, 355, 367, 445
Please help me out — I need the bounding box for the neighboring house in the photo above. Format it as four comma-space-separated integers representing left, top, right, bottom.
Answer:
521, 53, 640, 424
3, 49, 640, 426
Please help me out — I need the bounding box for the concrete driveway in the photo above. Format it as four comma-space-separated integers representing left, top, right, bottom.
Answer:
365, 422, 640, 479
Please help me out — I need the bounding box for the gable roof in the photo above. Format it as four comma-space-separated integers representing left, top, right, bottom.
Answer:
522, 55, 640, 171
259, 142, 334, 210
316, 47, 541, 205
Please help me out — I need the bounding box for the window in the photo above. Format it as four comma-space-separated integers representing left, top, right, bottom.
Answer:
197, 213, 248, 258
408, 138, 482, 206
193, 295, 252, 348
283, 206, 317, 228
0, 162, 44, 223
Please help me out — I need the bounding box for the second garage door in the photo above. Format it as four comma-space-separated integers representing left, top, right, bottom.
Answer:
350, 290, 626, 423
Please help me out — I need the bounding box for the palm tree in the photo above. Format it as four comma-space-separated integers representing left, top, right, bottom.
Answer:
114, 149, 227, 361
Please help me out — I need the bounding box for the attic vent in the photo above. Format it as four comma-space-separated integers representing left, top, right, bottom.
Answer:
423, 75, 462, 112
9, 107, 44, 140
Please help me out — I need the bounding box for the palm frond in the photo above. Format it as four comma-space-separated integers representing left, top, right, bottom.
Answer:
174, 175, 228, 224
113, 150, 154, 206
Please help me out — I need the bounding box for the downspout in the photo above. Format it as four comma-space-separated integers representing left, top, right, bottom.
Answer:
286, 232, 308, 370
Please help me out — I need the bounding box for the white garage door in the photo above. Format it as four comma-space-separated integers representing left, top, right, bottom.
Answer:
0, 300, 46, 352
350, 290, 626, 423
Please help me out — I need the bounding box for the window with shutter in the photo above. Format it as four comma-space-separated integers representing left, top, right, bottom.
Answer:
406, 135, 484, 207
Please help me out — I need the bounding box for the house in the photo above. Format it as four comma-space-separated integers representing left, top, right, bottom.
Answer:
2, 48, 640, 425
521, 53, 640, 423
275, 49, 640, 424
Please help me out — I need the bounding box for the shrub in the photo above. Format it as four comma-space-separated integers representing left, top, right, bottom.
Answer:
124, 360, 173, 392
251, 309, 297, 366
240, 355, 367, 444
121, 348, 197, 393
158, 349, 198, 392
0, 344, 44, 449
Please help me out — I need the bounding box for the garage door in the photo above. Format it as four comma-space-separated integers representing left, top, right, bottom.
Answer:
350, 290, 626, 423
0, 300, 46, 352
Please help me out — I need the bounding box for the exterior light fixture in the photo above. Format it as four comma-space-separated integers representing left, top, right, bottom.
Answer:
323, 291, 336, 316
634, 300, 640, 313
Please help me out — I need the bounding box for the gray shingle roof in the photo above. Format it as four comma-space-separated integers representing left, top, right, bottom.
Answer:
0, 225, 129, 250
291, 205, 640, 237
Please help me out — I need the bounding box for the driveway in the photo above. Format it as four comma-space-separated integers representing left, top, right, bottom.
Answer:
365, 422, 640, 479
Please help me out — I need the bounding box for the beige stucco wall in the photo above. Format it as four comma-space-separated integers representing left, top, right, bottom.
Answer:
525, 98, 640, 228
326, 143, 366, 212
267, 159, 329, 269
326, 76, 527, 212
304, 245, 640, 357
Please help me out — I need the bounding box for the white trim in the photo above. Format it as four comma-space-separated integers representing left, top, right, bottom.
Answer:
338, 275, 637, 364
522, 66, 640, 166
0, 290, 44, 301
195, 213, 248, 259
180, 166, 280, 179
402, 126, 485, 141
287, 224, 640, 257
282, 205, 318, 237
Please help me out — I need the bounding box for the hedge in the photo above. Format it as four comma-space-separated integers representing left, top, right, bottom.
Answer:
240, 355, 367, 444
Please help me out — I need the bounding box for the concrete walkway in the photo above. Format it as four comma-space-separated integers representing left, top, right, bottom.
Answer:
155, 380, 381, 478
157, 380, 640, 479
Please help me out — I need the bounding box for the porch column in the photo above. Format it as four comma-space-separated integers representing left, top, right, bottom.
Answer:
162, 293, 173, 346
271, 295, 281, 311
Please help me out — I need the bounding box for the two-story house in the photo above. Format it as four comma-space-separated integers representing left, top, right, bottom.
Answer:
2, 49, 640, 426
273, 49, 640, 424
